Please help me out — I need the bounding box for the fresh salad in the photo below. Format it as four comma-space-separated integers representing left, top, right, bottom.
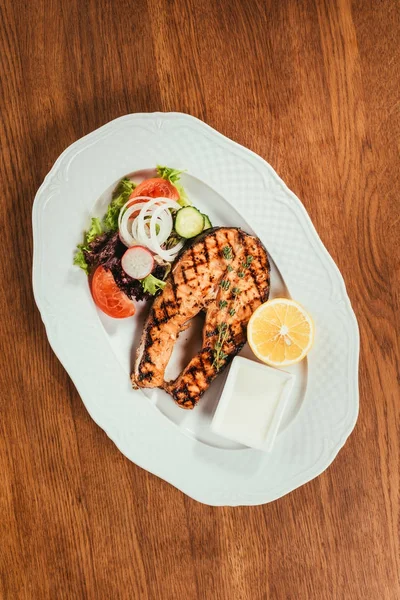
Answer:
74, 166, 212, 319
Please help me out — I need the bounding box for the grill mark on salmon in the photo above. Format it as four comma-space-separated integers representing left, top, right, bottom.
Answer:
131, 227, 270, 407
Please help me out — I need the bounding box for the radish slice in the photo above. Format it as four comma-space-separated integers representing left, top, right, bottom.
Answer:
121, 246, 154, 280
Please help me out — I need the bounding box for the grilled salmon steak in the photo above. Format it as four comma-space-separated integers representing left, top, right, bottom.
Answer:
131, 227, 270, 409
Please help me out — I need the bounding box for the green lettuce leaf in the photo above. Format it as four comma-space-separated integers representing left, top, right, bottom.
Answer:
73, 217, 103, 274
86, 217, 103, 243
176, 183, 191, 207
156, 165, 191, 206
103, 178, 136, 231
141, 273, 167, 295
73, 178, 136, 275
156, 165, 184, 183
73, 246, 89, 274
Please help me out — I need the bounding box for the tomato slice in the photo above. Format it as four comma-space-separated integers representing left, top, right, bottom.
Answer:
130, 178, 179, 201
91, 267, 135, 319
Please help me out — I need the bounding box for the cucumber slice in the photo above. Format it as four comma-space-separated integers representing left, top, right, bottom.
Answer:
202, 214, 212, 230
175, 207, 205, 238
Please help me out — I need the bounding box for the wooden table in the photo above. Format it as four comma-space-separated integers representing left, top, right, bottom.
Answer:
1, 1, 399, 598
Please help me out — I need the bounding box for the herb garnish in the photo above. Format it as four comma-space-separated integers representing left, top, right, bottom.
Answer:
222, 245, 233, 260
212, 254, 254, 370
220, 279, 230, 291
212, 322, 229, 370
238, 255, 254, 273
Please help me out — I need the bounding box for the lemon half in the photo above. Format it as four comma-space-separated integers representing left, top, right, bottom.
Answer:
247, 298, 314, 366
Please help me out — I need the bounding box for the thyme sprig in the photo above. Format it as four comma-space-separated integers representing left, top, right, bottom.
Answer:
212, 322, 229, 370
212, 253, 254, 371
220, 279, 230, 291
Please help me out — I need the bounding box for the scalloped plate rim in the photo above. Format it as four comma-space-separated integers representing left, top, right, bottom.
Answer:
32, 112, 359, 506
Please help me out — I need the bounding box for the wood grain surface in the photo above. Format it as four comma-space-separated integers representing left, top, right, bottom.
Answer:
1, 0, 399, 598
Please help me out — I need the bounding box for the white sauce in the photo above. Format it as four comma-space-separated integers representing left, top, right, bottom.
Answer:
211, 356, 294, 452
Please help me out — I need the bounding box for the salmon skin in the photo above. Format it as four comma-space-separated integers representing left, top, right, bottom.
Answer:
131, 227, 270, 409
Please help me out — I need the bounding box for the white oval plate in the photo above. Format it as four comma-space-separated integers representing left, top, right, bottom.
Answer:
32, 112, 359, 506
